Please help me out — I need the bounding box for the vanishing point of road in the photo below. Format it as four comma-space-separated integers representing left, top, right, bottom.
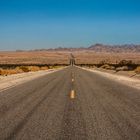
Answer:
0, 66, 140, 140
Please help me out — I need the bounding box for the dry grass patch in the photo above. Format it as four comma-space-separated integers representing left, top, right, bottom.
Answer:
0, 66, 42, 76
0, 65, 62, 76
18, 66, 42, 72
0, 68, 23, 76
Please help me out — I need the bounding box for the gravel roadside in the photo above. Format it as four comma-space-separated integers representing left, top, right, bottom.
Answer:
80, 67, 140, 90
0, 68, 64, 92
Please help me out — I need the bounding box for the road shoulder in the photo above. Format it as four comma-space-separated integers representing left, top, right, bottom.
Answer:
0, 68, 65, 92
78, 66, 140, 90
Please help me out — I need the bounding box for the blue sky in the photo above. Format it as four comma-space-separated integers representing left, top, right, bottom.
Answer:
0, 0, 140, 50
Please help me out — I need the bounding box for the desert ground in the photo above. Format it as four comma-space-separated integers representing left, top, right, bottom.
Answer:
73, 51, 140, 64
0, 51, 70, 65
0, 50, 140, 65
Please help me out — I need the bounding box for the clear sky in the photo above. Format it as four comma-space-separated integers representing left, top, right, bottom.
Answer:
0, 0, 140, 50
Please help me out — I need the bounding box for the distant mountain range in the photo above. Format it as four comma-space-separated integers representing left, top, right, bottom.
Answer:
88, 44, 140, 53
17, 44, 140, 53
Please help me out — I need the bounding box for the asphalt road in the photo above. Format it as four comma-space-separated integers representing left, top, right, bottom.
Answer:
0, 66, 140, 140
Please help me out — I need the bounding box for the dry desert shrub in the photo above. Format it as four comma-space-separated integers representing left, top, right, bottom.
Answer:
0, 68, 3, 75
116, 66, 130, 72
40, 66, 49, 70
135, 66, 140, 74
100, 64, 115, 70
100, 64, 110, 69
51, 66, 63, 69
18, 66, 41, 72
18, 66, 30, 72
28, 66, 40, 72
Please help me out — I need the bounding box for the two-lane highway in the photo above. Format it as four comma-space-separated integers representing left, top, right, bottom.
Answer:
0, 66, 140, 140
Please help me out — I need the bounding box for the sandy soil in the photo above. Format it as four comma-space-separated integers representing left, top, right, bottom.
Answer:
81, 67, 140, 90
0, 68, 64, 92
1, 51, 140, 65
73, 51, 140, 64
0, 51, 70, 64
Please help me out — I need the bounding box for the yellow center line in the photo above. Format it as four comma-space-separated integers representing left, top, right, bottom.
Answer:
70, 90, 75, 99
72, 78, 74, 82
